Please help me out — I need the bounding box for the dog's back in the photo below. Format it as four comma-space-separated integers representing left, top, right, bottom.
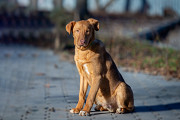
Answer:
90, 39, 125, 94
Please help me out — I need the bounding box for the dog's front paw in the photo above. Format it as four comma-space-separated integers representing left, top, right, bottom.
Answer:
116, 108, 125, 114
79, 110, 90, 116
69, 108, 80, 114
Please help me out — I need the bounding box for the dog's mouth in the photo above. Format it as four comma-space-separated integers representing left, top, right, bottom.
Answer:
77, 39, 92, 50
79, 43, 87, 47
77, 44, 88, 50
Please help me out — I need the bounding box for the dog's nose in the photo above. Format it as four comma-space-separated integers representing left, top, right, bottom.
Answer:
80, 39, 85, 45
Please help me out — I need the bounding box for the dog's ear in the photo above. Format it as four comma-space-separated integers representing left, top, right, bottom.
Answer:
66, 21, 76, 34
87, 18, 99, 31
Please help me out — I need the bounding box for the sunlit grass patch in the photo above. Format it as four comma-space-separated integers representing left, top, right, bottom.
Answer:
98, 36, 180, 79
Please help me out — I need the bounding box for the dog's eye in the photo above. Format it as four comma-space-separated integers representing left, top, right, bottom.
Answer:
76, 30, 79, 33
86, 30, 90, 34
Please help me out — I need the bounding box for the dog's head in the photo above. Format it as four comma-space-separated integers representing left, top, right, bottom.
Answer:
66, 18, 99, 50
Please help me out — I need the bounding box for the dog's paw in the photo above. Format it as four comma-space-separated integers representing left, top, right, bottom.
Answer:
69, 108, 80, 114
116, 108, 125, 114
94, 105, 101, 111
79, 110, 90, 116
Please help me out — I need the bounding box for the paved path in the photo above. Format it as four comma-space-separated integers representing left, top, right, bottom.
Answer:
0, 45, 180, 120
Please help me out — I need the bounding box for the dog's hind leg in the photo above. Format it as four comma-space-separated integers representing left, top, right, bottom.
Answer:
94, 105, 108, 111
115, 83, 134, 114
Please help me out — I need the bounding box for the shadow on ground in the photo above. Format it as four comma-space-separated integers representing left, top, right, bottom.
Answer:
135, 102, 180, 112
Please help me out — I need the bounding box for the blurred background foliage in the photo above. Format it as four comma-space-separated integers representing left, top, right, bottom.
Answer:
0, 0, 180, 79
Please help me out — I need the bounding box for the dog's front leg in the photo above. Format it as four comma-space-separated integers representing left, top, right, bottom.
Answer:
79, 76, 101, 116
70, 75, 88, 114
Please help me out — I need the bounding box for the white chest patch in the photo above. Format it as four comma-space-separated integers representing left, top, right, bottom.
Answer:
83, 64, 90, 75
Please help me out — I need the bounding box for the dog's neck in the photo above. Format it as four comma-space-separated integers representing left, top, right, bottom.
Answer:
74, 40, 96, 63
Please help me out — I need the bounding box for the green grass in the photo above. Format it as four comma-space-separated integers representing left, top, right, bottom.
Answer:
98, 36, 180, 79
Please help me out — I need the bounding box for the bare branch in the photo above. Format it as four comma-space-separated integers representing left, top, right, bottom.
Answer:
95, 0, 101, 10
95, 0, 116, 12
102, 0, 114, 11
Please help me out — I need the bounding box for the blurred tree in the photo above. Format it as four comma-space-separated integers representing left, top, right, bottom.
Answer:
125, 0, 131, 12
49, 8, 72, 50
139, 0, 150, 14
95, 0, 115, 12
74, 0, 89, 20
30, 0, 38, 10
53, 0, 63, 9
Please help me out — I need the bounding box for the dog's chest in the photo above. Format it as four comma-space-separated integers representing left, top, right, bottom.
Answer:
75, 54, 91, 76
83, 64, 90, 75
81, 63, 92, 85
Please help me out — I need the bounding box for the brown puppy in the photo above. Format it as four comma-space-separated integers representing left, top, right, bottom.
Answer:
66, 18, 134, 116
